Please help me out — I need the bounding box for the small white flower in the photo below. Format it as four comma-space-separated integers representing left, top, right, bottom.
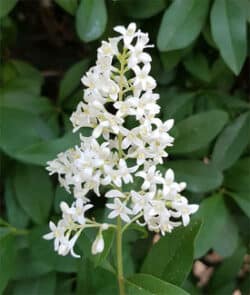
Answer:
106, 198, 133, 222
133, 64, 156, 91
136, 166, 162, 190
60, 200, 93, 225
118, 159, 138, 184
114, 23, 137, 46
171, 198, 199, 226
43, 221, 65, 252
131, 191, 154, 214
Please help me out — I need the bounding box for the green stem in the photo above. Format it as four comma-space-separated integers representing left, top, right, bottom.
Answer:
116, 217, 125, 295
122, 213, 143, 234
115, 48, 129, 295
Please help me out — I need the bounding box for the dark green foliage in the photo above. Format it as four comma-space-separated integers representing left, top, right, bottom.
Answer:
0, 0, 249, 294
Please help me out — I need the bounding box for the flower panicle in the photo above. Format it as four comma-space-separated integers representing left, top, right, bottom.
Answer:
45, 23, 199, 258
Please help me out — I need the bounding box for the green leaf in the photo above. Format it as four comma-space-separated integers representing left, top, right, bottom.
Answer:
213, 209, 239, 257
4, 178, 29, 229
0, 89, 53, 114
11, 273, 56, 295
208, 243, 246, 293
14, 248, 52, 280
10, 59, 42, 79
12, 131, 80, 166
194, 194, 238, 258
210, 0, 247, 74
0, 0, 18, 18
212, 112, 250, 170
171, 110, 229, 154
167, 160, 223, 193
0, 234, 17, 294
121, 0, 165, 19
14, 164, 53, 224
54, 0, 78, 15
160, 92, 195, 122
157, 0, 209, 51
76, 0, 107, 42
30, 226, 78, 273
2, 59, 44, 95
183, 52, 211, 82
0, 227, 12, 239
141, 220, 201, 286
126, 274, 189, 295
224, 158, 250, 193
59, 59, 90, 102
77, 258, 117, 295
160, 50, 183, 71
0, 107, 56, 160
228, 192, 250, 218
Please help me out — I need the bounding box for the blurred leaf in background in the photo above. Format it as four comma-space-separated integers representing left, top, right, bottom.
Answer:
0, 0, 250, 294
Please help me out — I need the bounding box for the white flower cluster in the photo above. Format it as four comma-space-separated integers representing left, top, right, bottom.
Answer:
44, 23, 198, 257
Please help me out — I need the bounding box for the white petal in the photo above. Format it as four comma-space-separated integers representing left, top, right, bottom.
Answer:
120, 213, 130, 223
106, 190, 124, 198
114, 25, 126, 35
182, 214, 190, 226
43, 232, 54, 240
108, 210, 118, 219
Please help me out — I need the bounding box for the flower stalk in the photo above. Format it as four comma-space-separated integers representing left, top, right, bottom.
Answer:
116, 217, 125, 295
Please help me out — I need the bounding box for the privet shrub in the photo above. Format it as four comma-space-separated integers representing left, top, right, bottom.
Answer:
0, 1, 249, 294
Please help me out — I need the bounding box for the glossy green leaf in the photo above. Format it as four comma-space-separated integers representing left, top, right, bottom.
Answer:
0, 0, 18, 18
0, 227, 12, 239
11, 60, 43, 85
228, 192, 250, 218
14, 248, 52, 280
183, 52, 211, 82
59, 59, 90, 102
224, 158, 250, 192
194, 194, 238, 258
30, 226, 78, 273
126, 274, 189, 295
0, 234, 17, 294
160, 50, 184, 71
54, 0, 78, 15
12, 131, 80, 166
77, 258, 117, 295
14, 164, 53, 224
3, 59, 44, 95
11, 272, 56, 295
208, 244, 245, 293
0, 89, 53, 114
121, 0, 165, 19
171, 110, 229, 154
157, 0, 209, 51
4, 178, 29, 229
167, 161, 223, 193
76, 0, 107, 42
212, 112, 250, 170
141, 220, 201, 286
0, 107, 56, 160
210, 0, 247, 74
161, 92, 195, 122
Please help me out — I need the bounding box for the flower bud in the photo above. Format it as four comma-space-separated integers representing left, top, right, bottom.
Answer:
91, 233, 104, 255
